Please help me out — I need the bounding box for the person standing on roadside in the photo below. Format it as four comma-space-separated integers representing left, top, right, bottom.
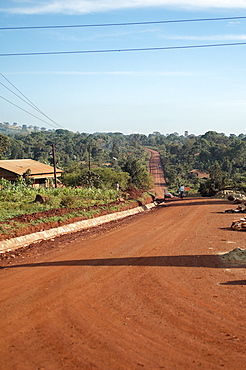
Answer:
179, 185, 185, 199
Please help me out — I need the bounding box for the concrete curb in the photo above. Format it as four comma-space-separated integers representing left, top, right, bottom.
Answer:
0, 202, 158, 254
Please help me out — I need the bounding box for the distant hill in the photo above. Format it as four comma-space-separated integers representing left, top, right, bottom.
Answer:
0, 122, 54, 136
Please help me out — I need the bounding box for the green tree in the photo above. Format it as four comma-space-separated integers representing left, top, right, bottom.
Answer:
0, 133, 10, 158
79, 170, 101, 188
122, 157, 153, 190
94, 167, 130, 190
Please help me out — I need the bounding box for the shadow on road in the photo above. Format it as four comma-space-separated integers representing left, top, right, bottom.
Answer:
4, 254, 246, 269
220, 280, 246, 285
158, 198, 230, 208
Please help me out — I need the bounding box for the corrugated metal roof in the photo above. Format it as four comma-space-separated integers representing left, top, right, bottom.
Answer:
0, 159, 63, 177
190, 169, 210, 178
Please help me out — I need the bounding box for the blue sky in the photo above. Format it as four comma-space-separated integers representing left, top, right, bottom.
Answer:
1, 1, 246, 136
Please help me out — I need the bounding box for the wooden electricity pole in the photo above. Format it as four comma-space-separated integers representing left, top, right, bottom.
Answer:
52, 143, 57, 188
88, 145, 91, 171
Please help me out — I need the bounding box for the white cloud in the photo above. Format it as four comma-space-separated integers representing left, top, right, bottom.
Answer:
2, 0, 246, 15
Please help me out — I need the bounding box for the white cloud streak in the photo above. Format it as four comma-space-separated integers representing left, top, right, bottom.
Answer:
2, 0, 246, 15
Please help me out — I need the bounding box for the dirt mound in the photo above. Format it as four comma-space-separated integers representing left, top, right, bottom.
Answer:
216, 190, 246, 200
220, 247, 246, 263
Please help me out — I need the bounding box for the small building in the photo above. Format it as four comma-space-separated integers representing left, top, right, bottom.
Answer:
189, 169, 210, 179
0, 159, 63, 188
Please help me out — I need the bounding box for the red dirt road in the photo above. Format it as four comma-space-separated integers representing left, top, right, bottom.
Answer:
1, 197, 246, 369
146, 148, 167, 198
1, 150, 246, 369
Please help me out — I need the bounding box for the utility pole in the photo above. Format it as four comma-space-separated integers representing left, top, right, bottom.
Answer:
88, 145, 91, 171
51, 143, 57, 188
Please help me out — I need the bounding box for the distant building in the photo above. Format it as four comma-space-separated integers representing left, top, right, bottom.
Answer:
0, 159, 63, 188
190, 169, 210, 179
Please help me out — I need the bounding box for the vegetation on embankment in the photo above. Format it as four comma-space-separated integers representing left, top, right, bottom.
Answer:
0, 179, 153, 240
0, 129, 155, 240
0, 179, 119, 221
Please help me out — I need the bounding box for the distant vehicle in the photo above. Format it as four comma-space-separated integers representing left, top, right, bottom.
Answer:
164, 190, 174, 199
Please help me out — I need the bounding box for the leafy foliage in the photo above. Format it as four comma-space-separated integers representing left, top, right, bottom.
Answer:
1, 128, 246, 196
122, 156, 154, 190
0, 133, 10, 158
0, 178, 120, 221
147, 131, 246, 195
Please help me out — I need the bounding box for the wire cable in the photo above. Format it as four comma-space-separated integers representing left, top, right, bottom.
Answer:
1, 41, 246, 57
0, 96, 58, 127
1, 15, 246, 31
0, 80, 47, 116
0, 73, 64, 129
1, 72, 45, 111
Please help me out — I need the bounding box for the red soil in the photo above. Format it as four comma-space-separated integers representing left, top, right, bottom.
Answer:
0, 151, 246, 369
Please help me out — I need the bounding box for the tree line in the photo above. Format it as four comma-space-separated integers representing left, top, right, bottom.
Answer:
149, 131, 246, 196
0, 130, 153, 191
0, 129, 245, 195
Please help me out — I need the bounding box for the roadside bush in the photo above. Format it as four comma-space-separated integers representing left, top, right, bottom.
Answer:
199, 179, 218, 197
60, 195, 77, 208
61, 167, 130, 190
79, 170, 101, 188
61, 172, 81, 187
93, 167, 130, 190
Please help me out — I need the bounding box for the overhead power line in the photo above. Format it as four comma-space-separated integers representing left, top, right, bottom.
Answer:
0, 80, 63, 129
0, 73, 64, 129
0, 79, 48, 117
1, 15, 246, 31
1, 72, 46, 112
0, 96, 58, 127
1, 41, 246, 57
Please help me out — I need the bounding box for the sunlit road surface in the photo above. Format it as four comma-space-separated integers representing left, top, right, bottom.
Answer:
146, 148, 167, 199
1, 157, 246, 368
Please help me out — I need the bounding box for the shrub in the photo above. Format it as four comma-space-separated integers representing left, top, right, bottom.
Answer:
60, 195, 77, 207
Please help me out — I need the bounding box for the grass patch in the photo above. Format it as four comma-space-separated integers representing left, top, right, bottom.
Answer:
0, 184, 119, 222
0, 183, 151, 238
